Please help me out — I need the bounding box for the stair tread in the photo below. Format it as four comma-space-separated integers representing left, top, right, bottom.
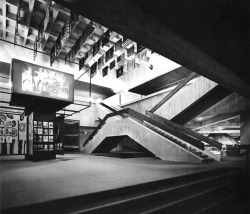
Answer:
67, 174, 235, 214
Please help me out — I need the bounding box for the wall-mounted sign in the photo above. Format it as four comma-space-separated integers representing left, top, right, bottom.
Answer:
11, 59, 74, 102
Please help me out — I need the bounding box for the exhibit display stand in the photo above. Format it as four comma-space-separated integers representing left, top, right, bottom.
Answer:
25, 111, 58, 161
9, 58, 74, 161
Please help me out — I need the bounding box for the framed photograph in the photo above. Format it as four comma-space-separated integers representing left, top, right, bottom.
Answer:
44, 144, 48, 150
0, 136, 5, 143
33, 144, 37, 151
0, 128, 4, 135
43, 136, 48, 142
34, 121, 37, 127
49, 122, 53, 128
0, 120, 5, 127
38, 144, 43, 151
43, 122, 48, 128
34, 128, 38, 134
19, 123, 26, 132
38, 135, 43, 142
43, 129, 48, 135
49, 144, 53, 151
49, 129, 53, 135
49, 136, 53, 142
6, 136, 12, 143
38, 128, 43, 135
38, 121, 42, 127
6, 121, 12, 127
6, 128, 12, 135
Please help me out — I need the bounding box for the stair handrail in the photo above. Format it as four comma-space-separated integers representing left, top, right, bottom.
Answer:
126, 109, 205, 150
82, 108, 130, 147
100, 102, 117, 113
83, 107, 205, 151
145, 111, 222, 149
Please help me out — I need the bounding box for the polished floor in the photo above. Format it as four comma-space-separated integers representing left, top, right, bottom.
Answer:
0, 153, 247, 211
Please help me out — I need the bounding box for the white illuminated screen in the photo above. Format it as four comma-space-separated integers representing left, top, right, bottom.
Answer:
21, 63, 70, 100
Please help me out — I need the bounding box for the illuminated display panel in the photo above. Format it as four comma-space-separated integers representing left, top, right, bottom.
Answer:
11, 59, 74, 102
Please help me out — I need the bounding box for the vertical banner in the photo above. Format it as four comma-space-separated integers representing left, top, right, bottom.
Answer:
117, 52, 125, 67
98, 55, 104, 70
102, 66, 109, 77
110, 60, 116, 70
102, 30, 110, 47
127, 45, 134, 58
79, 55, 86, 71
90, 62, 97, 78
115, 38, 123, 51
93, 39, 101, 56
28, 112, 34, 155
116, 66, 124, 78
50, 45, 56, 66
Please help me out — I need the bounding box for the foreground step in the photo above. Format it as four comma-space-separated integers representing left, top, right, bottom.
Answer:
2, 169, 243, 214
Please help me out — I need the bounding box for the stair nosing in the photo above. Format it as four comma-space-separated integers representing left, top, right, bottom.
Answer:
138, 183, 232, 214
67, 173, 235, 214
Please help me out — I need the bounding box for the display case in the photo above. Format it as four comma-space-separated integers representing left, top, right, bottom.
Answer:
26, 111, 57, 161
33, 121, 54, 153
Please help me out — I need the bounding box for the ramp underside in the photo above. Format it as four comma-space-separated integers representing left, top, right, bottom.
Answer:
83, 118, 204, 163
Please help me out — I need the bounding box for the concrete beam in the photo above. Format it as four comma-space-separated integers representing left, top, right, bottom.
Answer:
23, 0, 35, 46
194, 112, 241, 131
171, 85, 233, 125
149, 72, 197, 113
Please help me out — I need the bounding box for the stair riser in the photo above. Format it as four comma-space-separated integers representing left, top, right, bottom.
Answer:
144, 183, 238, 214
76, 175, 238, 214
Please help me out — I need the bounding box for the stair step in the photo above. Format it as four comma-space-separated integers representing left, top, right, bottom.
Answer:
67, 173, 237, 214
192, 151, 202, 156
199, 154, 208, 159
202, 158, 214, 163
140, 183, 236, 214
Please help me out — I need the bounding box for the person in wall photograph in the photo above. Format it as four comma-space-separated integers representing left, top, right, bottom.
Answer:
49, 129, 53, 135
49, 122, 53, 128
38, 128, 43, 135
0, 120, 4, 127
0, 128, 4, 135
43, 122, 48, 128
22, 64, 33, 92
43, 129, 48, 135
32, 70, 42, 93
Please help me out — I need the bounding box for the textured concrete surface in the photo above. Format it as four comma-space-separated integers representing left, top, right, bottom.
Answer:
0, 154, 246, 210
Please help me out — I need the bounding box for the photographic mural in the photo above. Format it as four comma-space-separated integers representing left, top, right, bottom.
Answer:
0, 113, 27, 155
21, 63, 70, 99
11, 59, 74, 102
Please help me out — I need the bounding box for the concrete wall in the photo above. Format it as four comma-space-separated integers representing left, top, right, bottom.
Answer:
118, 76, 217, 119
66, 103, 99, 127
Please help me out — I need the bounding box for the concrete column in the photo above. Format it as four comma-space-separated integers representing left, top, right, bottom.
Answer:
240, 111, 250, 169
240, 111, 250, 145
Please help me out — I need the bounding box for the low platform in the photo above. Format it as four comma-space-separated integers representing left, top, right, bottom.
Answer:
0, 154, 248, 213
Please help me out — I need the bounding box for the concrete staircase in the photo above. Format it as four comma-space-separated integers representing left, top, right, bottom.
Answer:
146, 123, 214, 163
83, 109, 218, 163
